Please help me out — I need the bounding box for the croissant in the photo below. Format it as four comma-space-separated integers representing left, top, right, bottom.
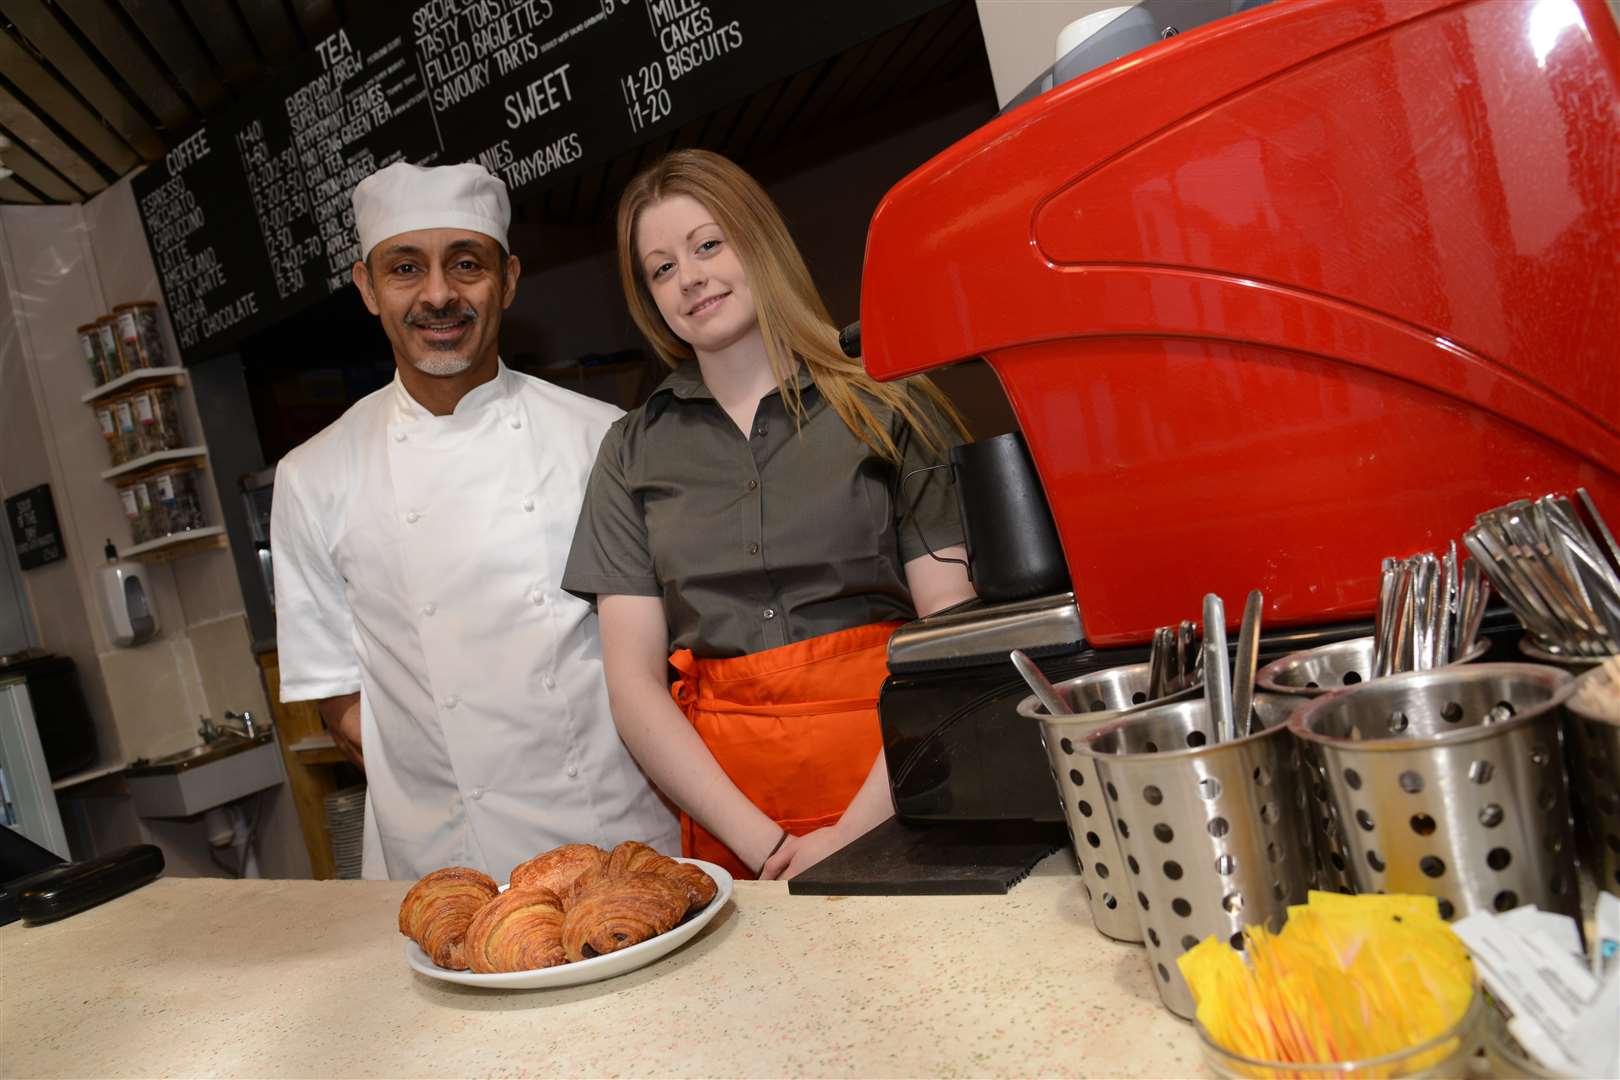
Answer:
462, 886, 567, 973
510, 843, 607, 896
604, 840, 673, 877
667, 861, 719, 910
398, 866, 499, 970
561, 870, 690, 961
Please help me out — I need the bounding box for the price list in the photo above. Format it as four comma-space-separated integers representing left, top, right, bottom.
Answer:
134, 0, 948, 359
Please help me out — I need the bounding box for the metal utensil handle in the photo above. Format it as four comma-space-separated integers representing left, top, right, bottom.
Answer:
898, 463, 969, 570
1202, 593, 1233, 742
1231, 590, 1263, 737
1010, 649, 1069, 715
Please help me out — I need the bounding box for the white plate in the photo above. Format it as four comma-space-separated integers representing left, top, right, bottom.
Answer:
403, 857, 733, 990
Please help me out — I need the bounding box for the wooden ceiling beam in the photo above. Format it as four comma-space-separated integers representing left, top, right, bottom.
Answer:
115, 0, 228, 113
0, 30, 137, 173
0, 85, 105, 193
0, 127, 83, 200
52, 0, 197, 130
0, 0, 166, 159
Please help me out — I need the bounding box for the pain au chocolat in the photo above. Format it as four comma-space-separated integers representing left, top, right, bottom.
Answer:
399, 842, 718, 973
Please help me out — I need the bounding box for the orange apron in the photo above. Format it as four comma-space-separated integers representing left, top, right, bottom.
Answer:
668, 620, 902, 879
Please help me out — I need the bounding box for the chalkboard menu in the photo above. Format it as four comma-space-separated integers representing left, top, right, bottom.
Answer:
133, 0, 950, 360
4, 486, 65, 571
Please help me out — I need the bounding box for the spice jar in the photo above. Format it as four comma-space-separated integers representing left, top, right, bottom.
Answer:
150, 464, 206, 534
131, 383, 185, 454
78, 322, 112, 385
96, 316, 127, 380
95, 403, 129, 466
118, 476, 161, 544
110, 394, 143, 463
113, 301, 170, 370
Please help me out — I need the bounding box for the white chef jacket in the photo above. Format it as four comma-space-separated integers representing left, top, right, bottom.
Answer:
272, 361, 678, 881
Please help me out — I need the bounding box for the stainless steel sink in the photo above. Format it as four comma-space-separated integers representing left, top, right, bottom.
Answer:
124, 731, 285, 817
128, 732, 274, 775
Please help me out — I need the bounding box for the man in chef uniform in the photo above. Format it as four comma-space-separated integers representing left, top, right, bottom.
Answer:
272, 161, 678, 880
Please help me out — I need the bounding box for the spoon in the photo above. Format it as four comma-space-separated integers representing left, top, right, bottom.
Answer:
1011, 649, 1069, 716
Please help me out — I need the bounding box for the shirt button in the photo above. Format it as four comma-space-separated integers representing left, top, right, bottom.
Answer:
510, 417, 522, 429
566, 765, 579, 778
442, 695, 458, 709
543, 674, 557, 690
755, 425, 767, 437
471, 787, 483, 800
748, 542, 760, 555
522, 498, 535, 512
406, 511, 420, 524
393, 432, 406, 442
763, 607, 776, 620
531, 590, 545, 606
746, 479, 758, 491
422, 601, 437, 616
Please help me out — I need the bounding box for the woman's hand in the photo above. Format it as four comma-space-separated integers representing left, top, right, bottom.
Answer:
759, 826, 849, 881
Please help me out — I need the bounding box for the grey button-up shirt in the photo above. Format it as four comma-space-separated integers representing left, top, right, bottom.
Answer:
563, 362, 965, 658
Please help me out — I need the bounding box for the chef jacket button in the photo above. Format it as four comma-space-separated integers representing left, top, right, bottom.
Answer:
522, 497, 535, 512
543, 674, 557, 690
406, 511, 421, 524
442, 695, 458, 709
748, 542, 760, 555
510, 417, 522, 429
422, 601, 437, 616
746, 479, 758, 491
566, 765, 579, 778
394, 432, 406, 442
471, 787, 483, 800
531, 590, 545, 606
763, 607, 776, 620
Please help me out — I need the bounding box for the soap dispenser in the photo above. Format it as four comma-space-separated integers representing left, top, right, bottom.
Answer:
95, 540, 157, 647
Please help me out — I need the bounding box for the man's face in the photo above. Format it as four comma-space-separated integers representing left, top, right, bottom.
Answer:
352, 228, 520, 379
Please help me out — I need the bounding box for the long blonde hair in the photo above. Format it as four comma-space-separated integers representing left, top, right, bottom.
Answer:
615, 150, 967, 464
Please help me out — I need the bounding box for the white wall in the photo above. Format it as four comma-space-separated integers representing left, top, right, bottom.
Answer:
975, 0, 1135, 106
0, 182, 310, 879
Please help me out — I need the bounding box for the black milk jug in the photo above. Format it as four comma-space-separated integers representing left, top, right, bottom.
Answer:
906, 430, 1070, 602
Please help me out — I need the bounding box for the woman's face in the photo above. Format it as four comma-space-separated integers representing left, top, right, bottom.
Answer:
636, 194, 759, 355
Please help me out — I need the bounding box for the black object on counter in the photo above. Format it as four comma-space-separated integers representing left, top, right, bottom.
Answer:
787, 817, 1066, 896
949, 432, 1069, 603
3, 845, 164, 927
0, 652, 98, 779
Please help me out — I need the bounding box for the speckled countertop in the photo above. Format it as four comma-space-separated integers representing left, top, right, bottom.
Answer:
0, 866, 1204, 1078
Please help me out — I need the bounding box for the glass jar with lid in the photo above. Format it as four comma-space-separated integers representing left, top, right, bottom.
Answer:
78, 322, 113, 385
96, 316, 128, 380
112, 301, 171, 370
149, 464, 206, 534
131, 382, 186, 454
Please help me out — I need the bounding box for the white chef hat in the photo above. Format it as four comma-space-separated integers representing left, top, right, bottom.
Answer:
352, 161, 510, 259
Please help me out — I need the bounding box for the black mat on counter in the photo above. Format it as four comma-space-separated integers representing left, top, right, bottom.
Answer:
787, 818, 1066, 896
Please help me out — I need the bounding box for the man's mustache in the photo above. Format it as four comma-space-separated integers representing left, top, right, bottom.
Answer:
405, 303, 478, 325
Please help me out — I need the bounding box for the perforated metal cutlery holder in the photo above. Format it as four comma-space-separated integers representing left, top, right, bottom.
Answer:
1564, 670, 1620, 897
1291, 664, 1579, 922
1076, 693, 1315, 1020
1024, 662, 1199, 941
1256, 635, 1487, 698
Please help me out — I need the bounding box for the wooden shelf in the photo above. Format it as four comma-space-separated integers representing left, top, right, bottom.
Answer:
122, 525, 225, 561
100, 446, 208, 480
80, 366, 185, 403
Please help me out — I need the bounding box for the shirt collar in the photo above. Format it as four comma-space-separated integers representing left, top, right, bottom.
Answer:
650, 360, 814, 403
391, 359, 515, 422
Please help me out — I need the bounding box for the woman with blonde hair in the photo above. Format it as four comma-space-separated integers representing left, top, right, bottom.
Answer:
564, 149, 975, 880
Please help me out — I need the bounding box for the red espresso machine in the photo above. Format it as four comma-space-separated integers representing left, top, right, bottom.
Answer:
862, 0, 1620, 840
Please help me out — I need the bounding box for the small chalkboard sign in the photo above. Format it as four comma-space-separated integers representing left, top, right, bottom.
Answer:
4, 485, 66, 571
